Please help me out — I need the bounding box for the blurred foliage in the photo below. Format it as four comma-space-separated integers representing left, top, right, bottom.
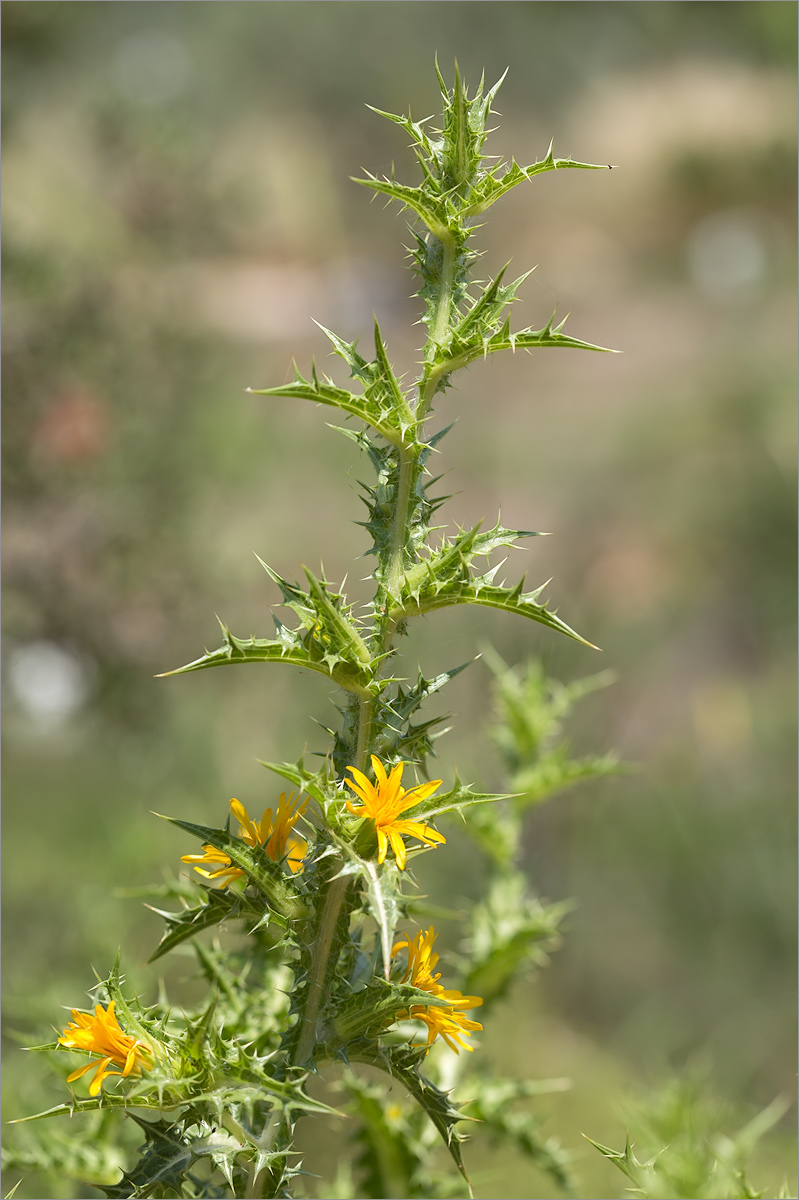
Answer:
586, 1073, 794, 1199
2, 3, 796, 1198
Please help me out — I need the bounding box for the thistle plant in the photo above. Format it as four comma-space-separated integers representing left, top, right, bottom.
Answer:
10, 64, 622, 1200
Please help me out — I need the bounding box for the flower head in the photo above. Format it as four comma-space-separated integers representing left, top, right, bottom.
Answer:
345, 756, 445, 870
181, 793, 307, 886
58, 1001, 154, 1096
392, 926, 483, 1054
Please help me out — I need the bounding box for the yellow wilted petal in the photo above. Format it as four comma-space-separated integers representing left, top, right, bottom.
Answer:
180, 794, 308, 886
58, 1003, 153, 1095
391, 927, 483, 1054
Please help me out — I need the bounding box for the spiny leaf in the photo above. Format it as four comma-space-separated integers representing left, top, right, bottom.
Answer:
257, 559, 377, 680
98, 1115, 193, 1198
582, 1133, 651, 1186
147, 886, 263, 963
353, 171, 455, 242
186, 1079, 338, 1120
497, 316, 617, 354
449, 264, 530, 345
437, 58, 508, 181
258, 758, 332, 810
372, 318, 416, 432
248, 362, 405, 446
315, 323, 371, 378
394, 577, 597, 649
432, 312, 618, 387
474, 311, 616, 360
338, 1040, 473, 1190
369, 662, 473, 768
317, 320, 416, 436
365, 103, 437, 167
256, 559, 316, 623
9, 1095, 181, 1123
403, 776, 512, 823
469, 519, 543, 557
444, 60, 472, 192
95, 956, 174, 1064
303, 565, 372, 668
158, 617, 375, 697
153, 814, 306, 922
462, 147, 612, 219
401, 519, 541, 604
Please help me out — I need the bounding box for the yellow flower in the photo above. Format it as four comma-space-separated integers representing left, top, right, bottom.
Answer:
58, 1001, 154, 1096
345, 756, 445, 870
392, 926, 483, 1054
181, 793, 307, 886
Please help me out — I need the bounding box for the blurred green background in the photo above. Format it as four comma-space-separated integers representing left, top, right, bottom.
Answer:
2, 3, 796, 1197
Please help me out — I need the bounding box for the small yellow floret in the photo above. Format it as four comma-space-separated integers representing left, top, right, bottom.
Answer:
181, 793, 307, 886
392, 926, 483, 1054
345, 755, 445, 870
58, 1001, 153, 1096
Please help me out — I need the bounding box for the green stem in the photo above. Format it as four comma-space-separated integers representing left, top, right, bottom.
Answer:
385, 443, 417, 601
293, 873, 349, 1066
355, 694, 374, 772
294, 232, 462, 1073
418, 232, 458, 422
383, 232, 458, 609
292, 691, 374, 1068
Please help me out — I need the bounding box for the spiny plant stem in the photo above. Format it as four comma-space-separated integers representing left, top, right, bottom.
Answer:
385, 444, 418, 601
293, 873, 350, 1067
355, 694, 375, 772
426, 234, 458, 368
290, 228, 458, 1074
385, 230, 457, 605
